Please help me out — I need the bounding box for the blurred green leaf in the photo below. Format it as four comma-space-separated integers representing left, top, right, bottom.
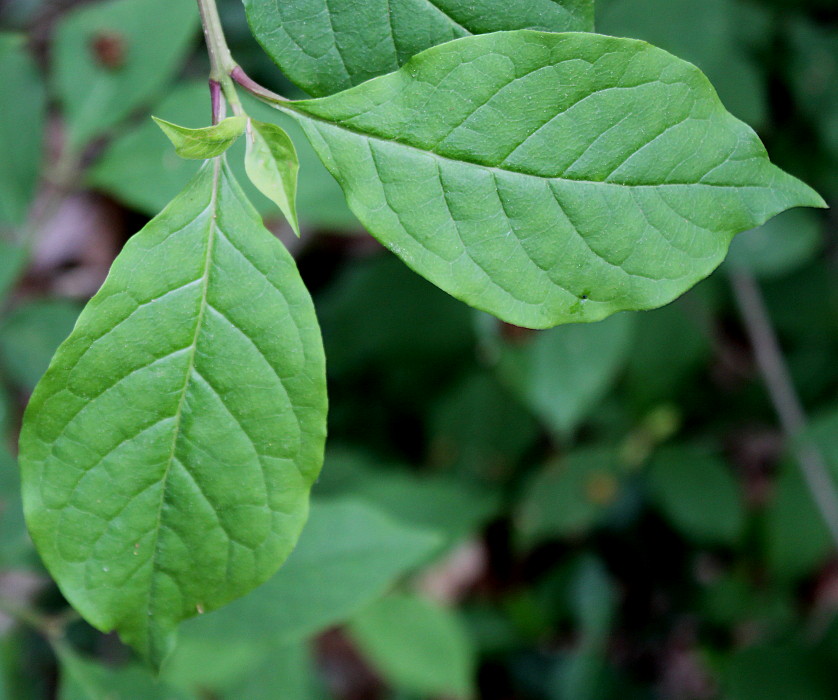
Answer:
319, 254, 474, 377
727, 209, 823, 279
0, 299, 81, 391
349, 594, 476, 699
624, 298, 711, 408
0, 241, 26, 302
0, 446, 33, 570
219, 642, 319, 700
54, 0, 199, 148
58, 644, 190, 700
766, 410, 838, 580
316, 449, 499, 544
153, 115, 246, 160
89, 83, 357, 228
174, 499, 440, 656
429, 371, 540, 481
648, 446, 745, 547
483, 313, 635, 437
597, 0, 768, 127
0, 33, 45, 227
788, 19, 838, 158
517, 448, 623, 543
724, 642, 835, 700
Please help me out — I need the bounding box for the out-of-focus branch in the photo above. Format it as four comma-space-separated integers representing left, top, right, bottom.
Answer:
730, 270, 838, 550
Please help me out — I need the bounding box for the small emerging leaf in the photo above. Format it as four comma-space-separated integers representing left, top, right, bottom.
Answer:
244, 119, 301, 235
19, 159, 327, 668
153, 115, 246, 160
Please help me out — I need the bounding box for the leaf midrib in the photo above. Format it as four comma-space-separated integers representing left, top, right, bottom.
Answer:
144, 159, 220, 641
285, 104, 766, 192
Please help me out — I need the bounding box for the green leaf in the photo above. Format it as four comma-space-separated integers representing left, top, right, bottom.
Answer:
245, 119, 301, 235
219, 642, 317, 700
316, 448, 499, 543
481, 313, 635, 436
348, 594, 476, 699
173, 499, 440, 651
0, 299, 82, 391
57, 643, 191, 700
517, 448, 623, 543
54, 0, 199, 148
244, 0, 594, 97
153, 116, 246, 160
283, 31, 824, 328
19, 160, 327, 667
89, 83, 358, 229
0, 33, 45, 227
647, 446, 745, 547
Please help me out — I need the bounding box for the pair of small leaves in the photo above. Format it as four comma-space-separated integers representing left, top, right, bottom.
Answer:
20, 24, 826, 669
154, 115, 301, 235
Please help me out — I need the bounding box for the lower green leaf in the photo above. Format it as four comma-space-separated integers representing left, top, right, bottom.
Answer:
18, 159, 327, 667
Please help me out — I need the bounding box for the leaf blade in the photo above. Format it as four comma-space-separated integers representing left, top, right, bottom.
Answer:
244, 119, 301, 235
244, 0, 594, 97
153, 115, 246, 160
19, 160, 327, 667
286, 31, 825, 328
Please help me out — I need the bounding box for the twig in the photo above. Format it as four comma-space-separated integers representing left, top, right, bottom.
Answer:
730, 270, 838, 549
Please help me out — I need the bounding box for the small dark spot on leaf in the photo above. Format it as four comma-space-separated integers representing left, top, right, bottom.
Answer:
90, 31, 127, 70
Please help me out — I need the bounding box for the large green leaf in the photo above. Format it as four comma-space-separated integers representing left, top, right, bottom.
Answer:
244, 0, 594, 97
18, 160, 327, 667
281, 31, 824, 328
54, 0, 199, 148
0, 33, 45, 227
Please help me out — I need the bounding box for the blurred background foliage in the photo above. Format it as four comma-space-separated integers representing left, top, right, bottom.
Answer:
0, 0, 837, 697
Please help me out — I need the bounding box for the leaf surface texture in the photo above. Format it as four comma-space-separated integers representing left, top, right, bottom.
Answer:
244, 0, 594, 96
19, 161, 327, 666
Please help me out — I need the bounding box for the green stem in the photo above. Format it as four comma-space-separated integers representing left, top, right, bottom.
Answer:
195, 0, 243, 116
